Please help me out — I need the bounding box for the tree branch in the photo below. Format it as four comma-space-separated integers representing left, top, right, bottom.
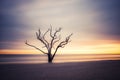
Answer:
36, 29, 49, 50
25, 40, 47, 54
51, 33, 73, 60
50, 27, 62, 49
51, 46, 59, 60
58, 33, 73, 48
53, 35, 61, 45
42, 29, 50, 49
50, 25, 53, 38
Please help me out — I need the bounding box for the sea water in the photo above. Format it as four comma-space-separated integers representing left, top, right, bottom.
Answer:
0, 54, 120, 64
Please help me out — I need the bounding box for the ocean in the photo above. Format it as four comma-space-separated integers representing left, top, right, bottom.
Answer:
0, 54, 120, 64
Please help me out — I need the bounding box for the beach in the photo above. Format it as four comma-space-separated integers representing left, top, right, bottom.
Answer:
0, 60, 120, 80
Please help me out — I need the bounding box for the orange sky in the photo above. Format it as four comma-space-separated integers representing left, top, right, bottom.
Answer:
0, 39, 120, 54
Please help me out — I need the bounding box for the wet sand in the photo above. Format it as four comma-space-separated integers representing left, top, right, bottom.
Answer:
0, 60, 120, 80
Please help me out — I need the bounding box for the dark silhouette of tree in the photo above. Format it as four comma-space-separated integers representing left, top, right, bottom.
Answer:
25, 26, 73, 63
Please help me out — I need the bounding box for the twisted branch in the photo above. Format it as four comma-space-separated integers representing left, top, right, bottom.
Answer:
25, 26, 73, 62
51, 33, 73, 60
36, 29, 49, 50
25, 40, 47, 54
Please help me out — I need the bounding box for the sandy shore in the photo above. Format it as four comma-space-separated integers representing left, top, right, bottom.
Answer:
0, 60, 120, 80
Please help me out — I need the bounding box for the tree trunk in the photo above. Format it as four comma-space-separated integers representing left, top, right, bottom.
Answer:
47, 53, 52, 63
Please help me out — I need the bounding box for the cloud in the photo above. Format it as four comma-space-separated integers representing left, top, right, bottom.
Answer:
0, 0, 119, 50
0, 0, 31, 49
0, 0, 30, 42
87, 0, 120, 39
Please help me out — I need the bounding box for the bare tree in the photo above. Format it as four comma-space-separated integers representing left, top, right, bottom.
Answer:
25, 26, 73, 63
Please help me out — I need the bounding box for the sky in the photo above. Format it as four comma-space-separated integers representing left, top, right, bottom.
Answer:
0, 0, 120, 54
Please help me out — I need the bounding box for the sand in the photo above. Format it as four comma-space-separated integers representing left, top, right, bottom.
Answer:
0, 60, 120, 80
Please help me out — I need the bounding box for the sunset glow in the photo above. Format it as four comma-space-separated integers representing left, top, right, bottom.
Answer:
0, 0, 120, 54
0, 43, 120, 54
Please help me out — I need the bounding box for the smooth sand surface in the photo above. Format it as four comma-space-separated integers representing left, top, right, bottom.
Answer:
0, 60, 120, 80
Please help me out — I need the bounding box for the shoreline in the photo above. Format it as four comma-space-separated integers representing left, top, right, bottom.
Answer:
0, 59, 120, 64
